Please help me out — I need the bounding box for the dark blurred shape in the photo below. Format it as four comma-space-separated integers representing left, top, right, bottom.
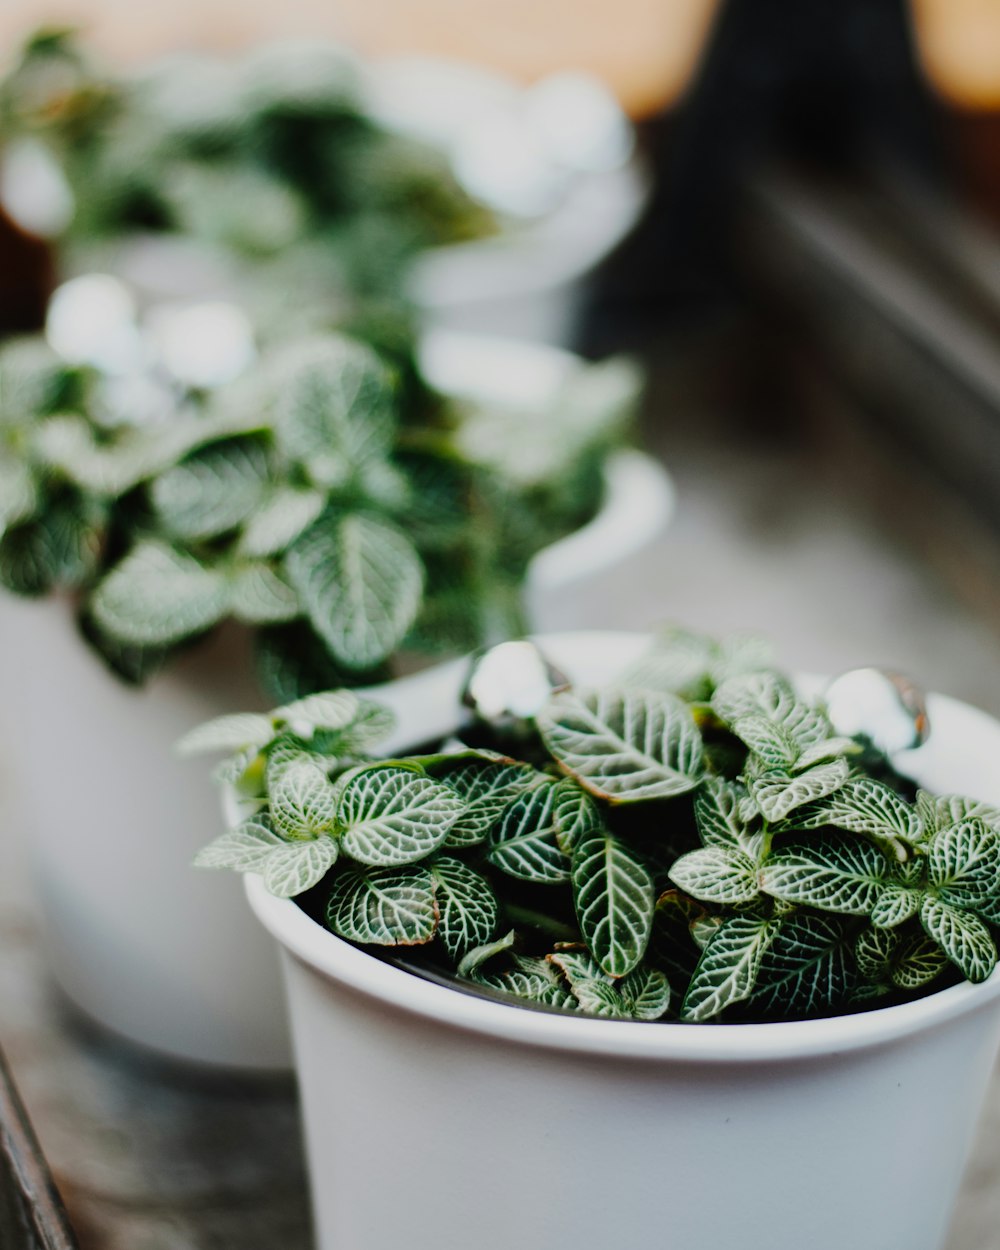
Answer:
0, 204, 53, 336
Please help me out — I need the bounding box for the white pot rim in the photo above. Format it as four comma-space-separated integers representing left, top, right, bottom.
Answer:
245, 632, 1000, 1066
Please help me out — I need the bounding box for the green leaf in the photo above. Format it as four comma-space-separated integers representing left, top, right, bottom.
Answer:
681, 914, 778, 1021
89, 541, 229, 646
669, 846, 760, 906
552, 778, 605, 853
435, 758, 540, 848
694, 777, 760, 855
790, 777, 923, 845
270, 757, 338, 838
193, 819, 284, 871
273, 690, 361, 737
537, 686, 703, 803
731, 714, 800, 770
430, 857, 499, 961
547, 949, 626, 1017
237, 485, 325, 557
760, 833, 892, 915
917, 792, 1000, 837
227, 560, 300, 623
150, 439, 271, 540
617, 965, 672, 1020
177, 712, 275, 756
794, 737, 858, 771
928, 819, 1000, 909
326, 865, 438, 945
0, 456, 38, 532
457, 930, 517, 978
487, 781, 572, 882
572, 831, 655, 977
869, 885, 924, 929
743, 912, 856, 1019
713, 670, 828, 747
270, 336, 396, 489
890, 931, 949, 990
855, 926, 898, 982
920, 895, 997, 983
751, 759, 850, 823
262, 837, 338, 897
338, 764, 463, 866
285, 509, 424, 670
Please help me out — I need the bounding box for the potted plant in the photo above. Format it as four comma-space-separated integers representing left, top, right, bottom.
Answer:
194, 628, 1000, 1250
0, 288, 674, 1068
0, 30, 644, 344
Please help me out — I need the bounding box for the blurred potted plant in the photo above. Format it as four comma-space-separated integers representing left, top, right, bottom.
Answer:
0, 30, 645, 344
196, 627, 1000, 1250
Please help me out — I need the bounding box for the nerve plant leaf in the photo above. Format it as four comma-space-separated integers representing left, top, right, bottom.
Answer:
327, 865, 438, 946
572, 831, 655, 977
713, 670, 829, 748
337, 764, 463, 866
742, 912, 856, 1020
285, 509, 424, 670
227, 561, 300, 624
790, 777, 923, 845
681, 914, 778, 1022
270, 757, 338, 838
920, 895, 997, 983
537, 686, 703, 802
694, 777, 761, 856
750, 759, 850, 823
487, 781, 572, 882
928, 819, 1000, 909
237, 485, 326, 558
193, 818, 284, 871
90, 540, 229, 645
430, 857, 499, 961
177, 712, 275, 756
150, 439, 271, 541
262, 837, 338, 897
434, 758, 541, 848
759, 833, 894, 916
669, 846, 760, 906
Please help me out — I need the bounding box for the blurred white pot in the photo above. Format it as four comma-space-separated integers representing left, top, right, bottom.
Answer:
362, 56, 647, 345
248, 629, 1000, 1250
0, 335, 672, 1068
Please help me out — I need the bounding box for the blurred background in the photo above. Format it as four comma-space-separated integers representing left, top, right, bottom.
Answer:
2, 2, 1000, 1248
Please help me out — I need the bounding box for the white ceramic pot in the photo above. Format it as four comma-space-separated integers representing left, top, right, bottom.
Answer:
0, 423, 671, 1070
247, 630, 1000, 1250
360, 56, 647, 345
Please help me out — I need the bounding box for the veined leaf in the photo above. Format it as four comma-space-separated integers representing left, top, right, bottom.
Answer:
694, 777, 760, 854
262, 837, 338, 897
89, 541, 229, 645
917, 792, 1000, 837
713, 670, 828, 747
273, 690, 360, 736
270, 336, 396, 488
794, 737, 858, 771
177, 711, 275, 756
743, 912, 856, 1020
751, 758, 849, 823
681, 914, 778, 1021
890, 932, 949, 990
870, 884, 924, 929
760, 833, 892, 915
619, 629, 717, 701
228, 560, 300, 623
790, 777, 922, 845
547, 949, 626, 1017
285, 509, 423, 670
537, 686, 703, 803
617, 965, 671, 1020
270, 757, 338, 838
928, 819, 1000, 908
193, 819, 284, 871
572, 831, 655, 977
920, 895, 997, 983
151, 439, 272, 541
338, 764, 462, 866
731, 714, 800, 770
669, 846, 760, 906
430, 857, 498, 961
552, 778, 605, 853
855, 926, 898, 983
435, 758, 540, 848
326, 865, 438, 945
487, 781, 571, 882
237, 485, 325, 557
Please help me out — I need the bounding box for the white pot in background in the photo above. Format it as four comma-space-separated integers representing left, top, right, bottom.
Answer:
362, 56, 647, 345
0, 359, 672, 1069
247, 630, 1000, 1250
